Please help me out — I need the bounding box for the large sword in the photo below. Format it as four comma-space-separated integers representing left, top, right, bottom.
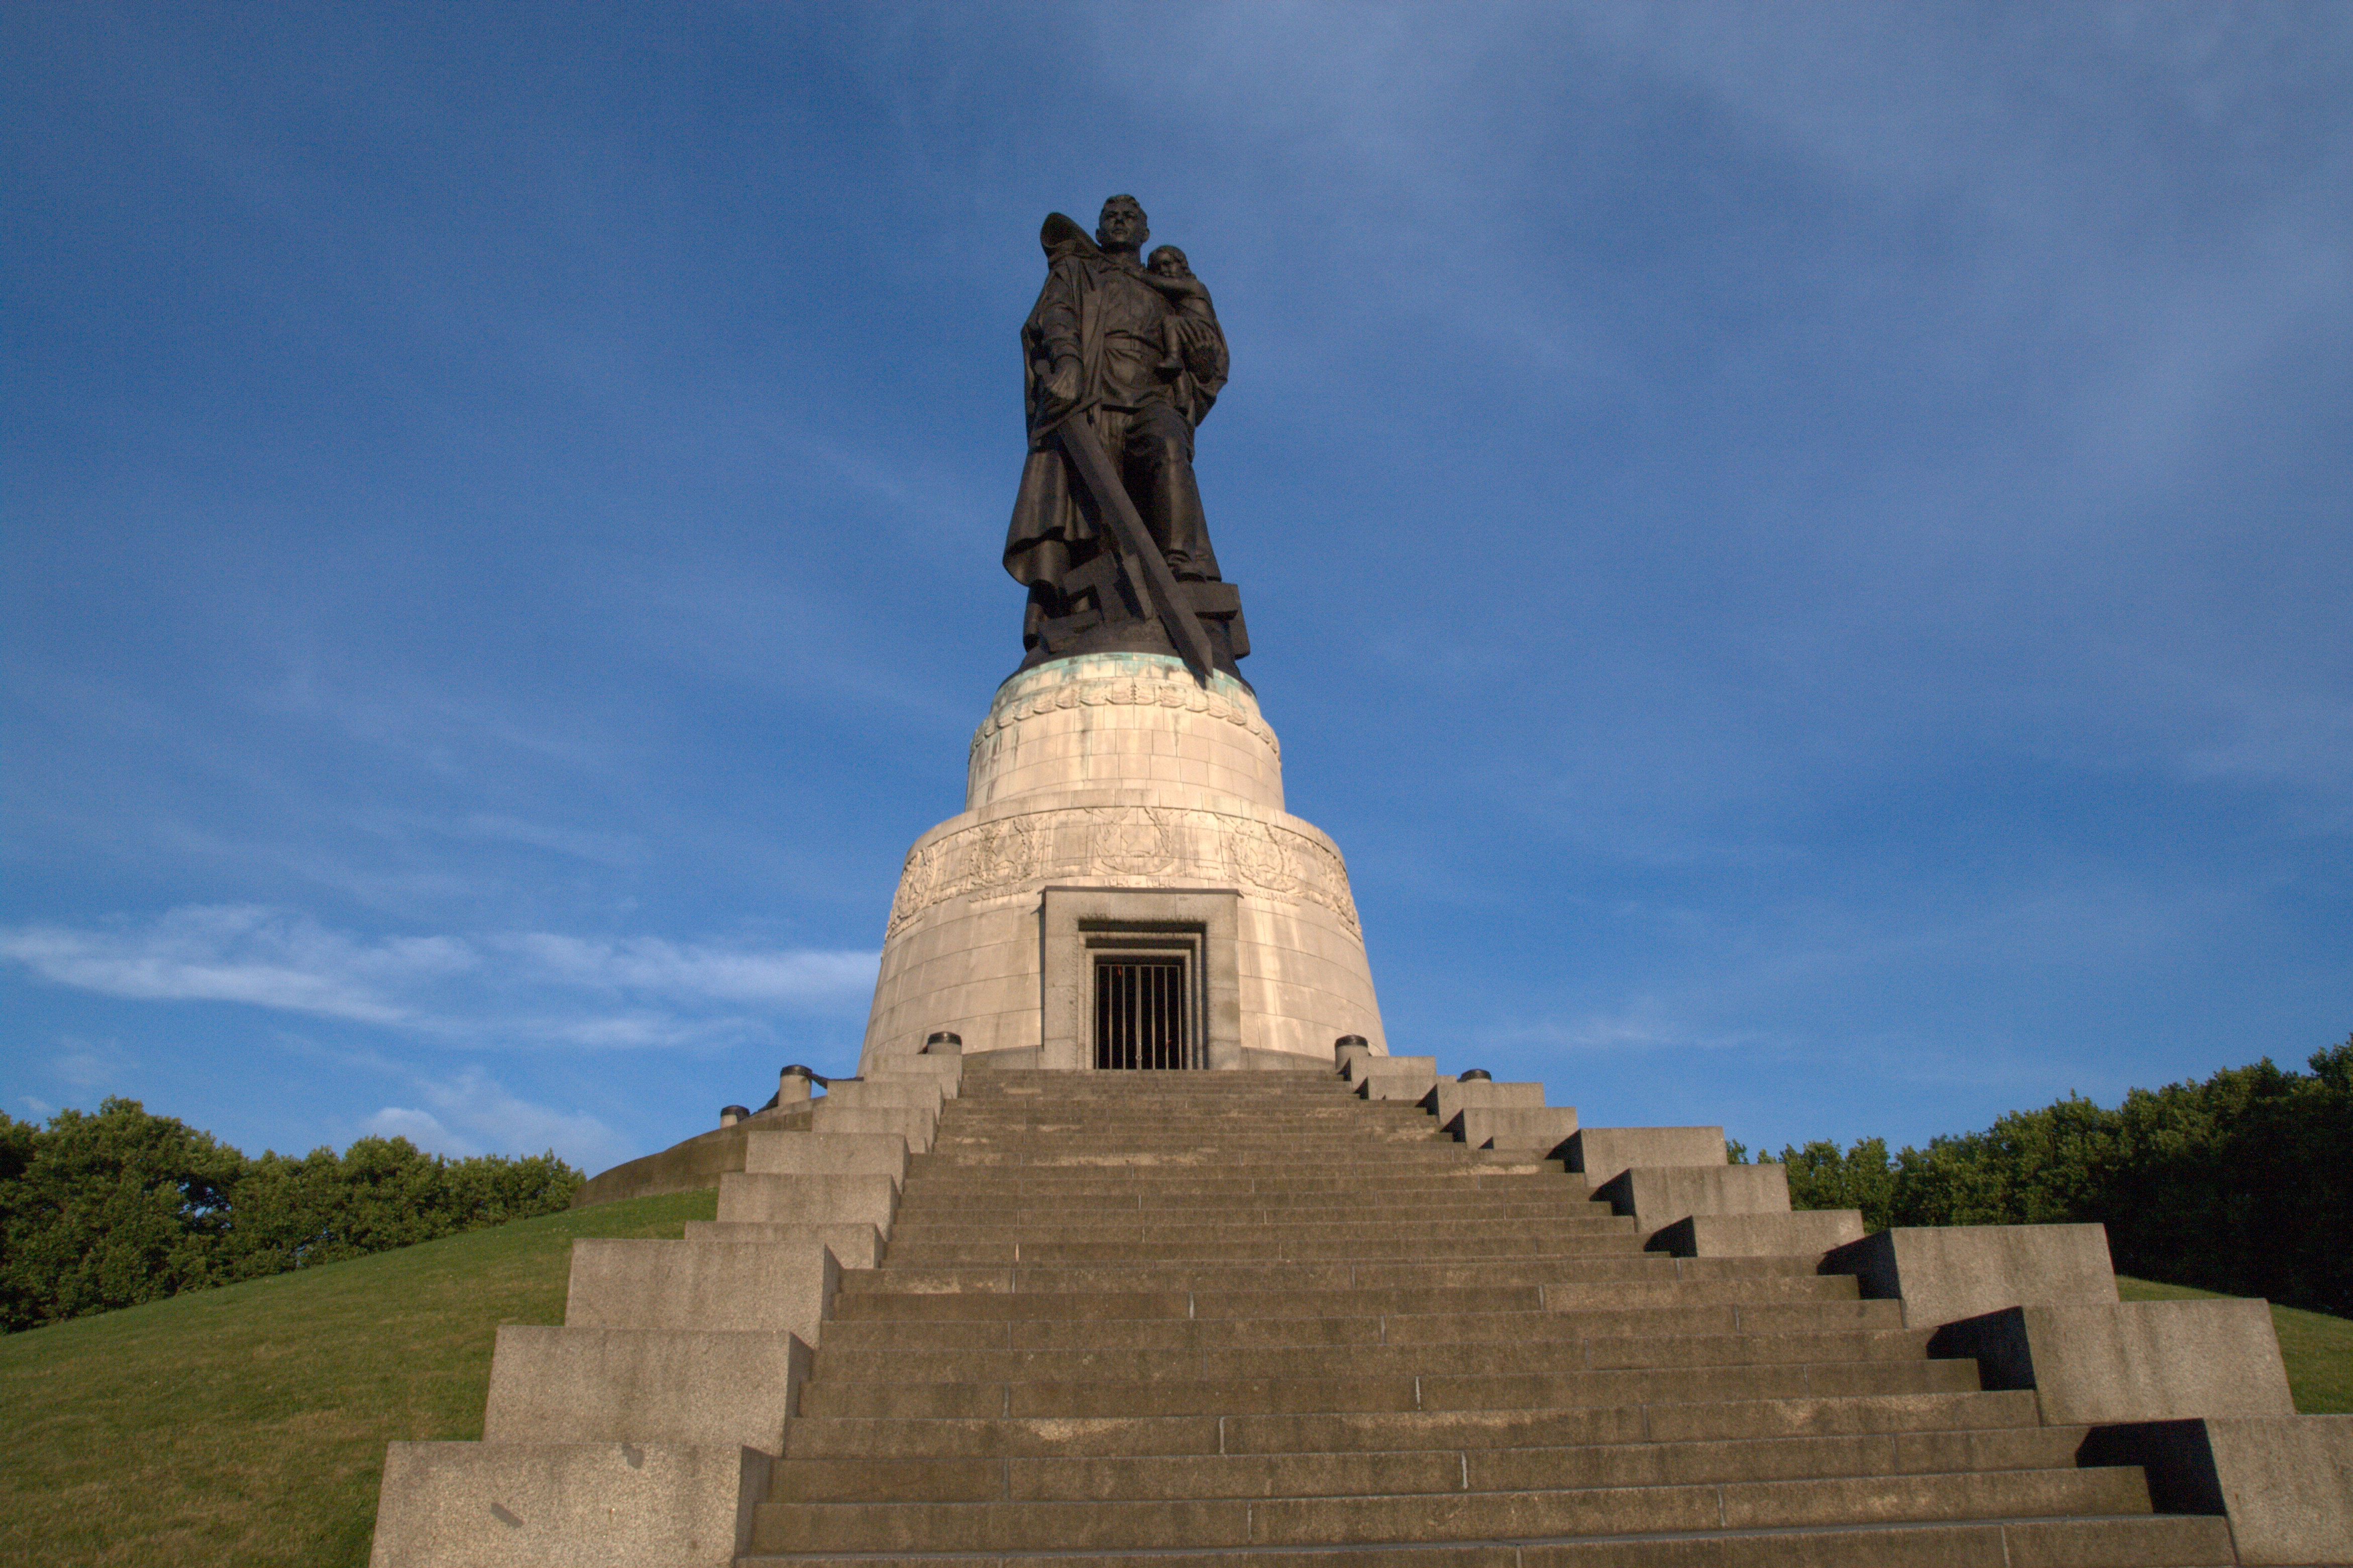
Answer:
1049, 414, 1218, 681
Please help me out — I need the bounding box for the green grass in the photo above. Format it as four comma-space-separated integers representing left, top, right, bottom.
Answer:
2116, 1275, 2353, 1414
0, 1188, 715, 1568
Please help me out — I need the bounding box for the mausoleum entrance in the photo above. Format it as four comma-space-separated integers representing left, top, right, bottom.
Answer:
1093, 949, 1196, 1069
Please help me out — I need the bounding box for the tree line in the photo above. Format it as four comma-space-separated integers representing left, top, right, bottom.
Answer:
0, 1097, 581, 1332
1771, 1036, 2351, 1318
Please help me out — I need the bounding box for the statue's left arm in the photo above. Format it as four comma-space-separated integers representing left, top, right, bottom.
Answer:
1173, 297, 1228, 416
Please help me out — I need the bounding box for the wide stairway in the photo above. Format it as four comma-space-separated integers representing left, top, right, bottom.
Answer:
741, 1069, 2230, 1566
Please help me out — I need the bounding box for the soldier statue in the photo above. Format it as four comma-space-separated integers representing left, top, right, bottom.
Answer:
1003, 195, 1247, 678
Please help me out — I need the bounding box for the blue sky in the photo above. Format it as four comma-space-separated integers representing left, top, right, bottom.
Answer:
6, 3, 2348, 1173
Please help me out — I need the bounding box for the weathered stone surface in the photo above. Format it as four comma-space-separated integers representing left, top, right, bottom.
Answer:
809, 1102, 936, 1153
818, 1080, 944, 1114
1822, 1223, 2119, 1328
741, 1131, 909, 1181
483, 1327, 810, 1452
2082, 1414, 2353, 1566
715, 1171, 900, 1230
1563, 1127, 1726, 1184
1354, 1065, 1437, 1102
860, 653, 1389, 1071
1456, 1106, 1578, 1155
1430, 1078, 1545, 1132
1932, 1299, 2294, 1424
865, 1055, 966, 1094
369, 1440, 762, 1568
564, 1238, 841, 1338
1346, 1055, 1435, 1085
1650, 1210, 1866, 1258
679, 1221, 881, 1266
1595, 1165, 1790, 1236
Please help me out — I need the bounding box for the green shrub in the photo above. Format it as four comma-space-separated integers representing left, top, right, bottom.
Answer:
0, 1098, 582, 1332
1778, 1035, 2353, 1317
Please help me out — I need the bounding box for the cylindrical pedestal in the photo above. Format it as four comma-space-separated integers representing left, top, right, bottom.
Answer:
859, 652, 1385, 1072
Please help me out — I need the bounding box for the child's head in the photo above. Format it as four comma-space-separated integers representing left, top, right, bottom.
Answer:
1147, 245, 1191, 278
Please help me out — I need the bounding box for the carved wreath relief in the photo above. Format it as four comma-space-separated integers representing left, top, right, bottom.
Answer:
970, 669, 1280, 763
885, 805, 1360, 940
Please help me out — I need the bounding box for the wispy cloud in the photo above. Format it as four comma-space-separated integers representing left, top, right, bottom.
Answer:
0, 906, 466, 1026
1482, 999, 1778, 1055
364, 1067, 629, 1170
52, 1037, 129, 1091
496, 933, 880, 1004
0, 906, 879, 1051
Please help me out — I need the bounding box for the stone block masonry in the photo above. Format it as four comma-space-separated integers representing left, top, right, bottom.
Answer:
860, 653, 1388, 1070
374, 1057, 2353, 1565
733, 1068, 2273, 1564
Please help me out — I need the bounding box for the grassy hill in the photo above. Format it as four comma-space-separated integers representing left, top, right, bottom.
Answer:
0, 1188, 715, 1568
0, 1195, 2344, 1568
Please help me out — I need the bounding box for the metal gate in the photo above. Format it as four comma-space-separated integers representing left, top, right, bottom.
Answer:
1094, 957, 1193, 1070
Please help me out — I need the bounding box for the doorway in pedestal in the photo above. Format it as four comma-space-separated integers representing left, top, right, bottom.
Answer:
1093, 952, 1196, 1069
1040, 888, 1238, 1071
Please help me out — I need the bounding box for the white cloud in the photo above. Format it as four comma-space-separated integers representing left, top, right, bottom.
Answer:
411, 1068, 628, 1170
364, 1073, 626, 1169
1485, 1000, 1775, 1054
20, 1097, 56, 1119
0, 905, 877, 1055
500, 933, 879, 1004
52, 1035, 128, 1090
363, 1105, 467, 1154
0, 905, 467, 1026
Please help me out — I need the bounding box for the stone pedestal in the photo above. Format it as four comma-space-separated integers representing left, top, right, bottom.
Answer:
860, 652, 1385, 1071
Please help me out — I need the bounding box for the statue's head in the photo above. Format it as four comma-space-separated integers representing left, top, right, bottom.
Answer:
1147, 245, 1190, 279
1097, 195, 1148, 252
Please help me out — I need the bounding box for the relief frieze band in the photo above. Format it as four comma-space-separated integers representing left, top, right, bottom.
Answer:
886, 805, 1359, 940
970, 669, 1280, 761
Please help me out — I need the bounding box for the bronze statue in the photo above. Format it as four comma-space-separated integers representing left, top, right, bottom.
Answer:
1004, 196, 1248, 680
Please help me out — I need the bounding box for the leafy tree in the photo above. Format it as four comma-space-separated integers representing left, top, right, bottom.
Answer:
1, 1099, 583, 1332
0, 1099, 243, 1330
1780, 1137, 1896, 1231
1779, 1035, 2353, 1316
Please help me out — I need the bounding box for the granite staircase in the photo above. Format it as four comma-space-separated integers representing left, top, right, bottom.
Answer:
740, 1069, 2232, 1567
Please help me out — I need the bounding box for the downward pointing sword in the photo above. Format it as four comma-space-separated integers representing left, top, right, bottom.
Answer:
1049, 414, 1218, 682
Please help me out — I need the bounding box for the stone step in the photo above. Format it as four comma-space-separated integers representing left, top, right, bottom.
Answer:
814, 1299, 1909, 1352
961, 1073, 1360, 1087
936, 1104, 1430, 1114
882, 1221, 1637, 1250
880, 1234, 1649, 1266
770, 1423, 2089, 1502
922, 1128, 1449, 1142
831, 1277, 1862, 1323
779, 1390, 2049, 1460
875, 1213, 1628, 1231
803, 1329, 1942, 1386
889, 1194, 1609, 1222
848, 1255, 1824, 1295
892, 1190, 1575, 1212
884, 1209, 1623, 1235
900, 1164, 1567, 1185
940, 1114, 1443, 1131
740, 1514, 2236, 1566
710, 1077, 2248, 1568
922, 1150, 1513, 1162
746, 1464, 2149, 1553
793, 1357, 1985, 1420
913, 1151, 1501, 1170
